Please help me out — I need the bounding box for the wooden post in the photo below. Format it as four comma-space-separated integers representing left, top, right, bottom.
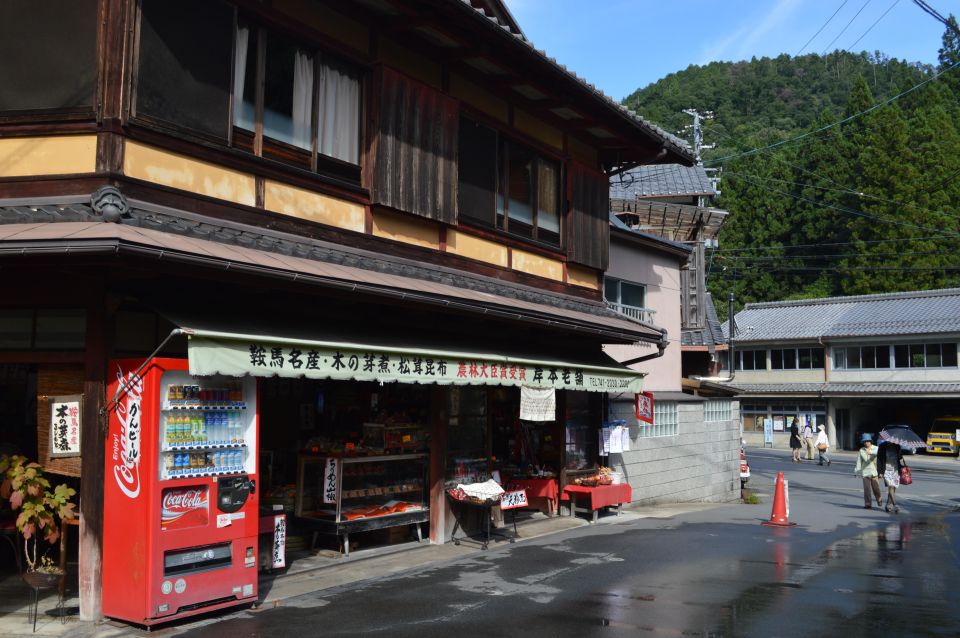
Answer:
428, 386, 447, 544
78, 278, 107, 621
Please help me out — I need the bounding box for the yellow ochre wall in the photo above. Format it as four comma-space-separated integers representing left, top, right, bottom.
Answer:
511, 248, 563, 282
123, 141, 256, 207
446, 229, 509, 268
0, 135, 97, 177
265, 181, 366, 233
372, 209, 440, 249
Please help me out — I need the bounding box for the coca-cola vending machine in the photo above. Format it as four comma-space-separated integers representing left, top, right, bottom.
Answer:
103, 357, 259, 625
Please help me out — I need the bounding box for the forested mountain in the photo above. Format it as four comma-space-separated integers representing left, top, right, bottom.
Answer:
624, 22, 960, 320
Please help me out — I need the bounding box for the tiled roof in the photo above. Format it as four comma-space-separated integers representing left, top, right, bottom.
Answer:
731, 382, 960, 397
0, 199, 660, 342
725, 288, 960, 342
822, 382, 960, 395
610, 164, 716, 200
449, 1, 693, 162
728, 383, 824, 395
682, 293, 727, 347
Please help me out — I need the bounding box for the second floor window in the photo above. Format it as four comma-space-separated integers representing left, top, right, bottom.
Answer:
735, 349, 766, 371
458, 116, 561, 246
604, 279, 646, 309
834, 343, 958, 369
771, 347, 825, 370
135, 1, 361, 171
893, 343, 958, 369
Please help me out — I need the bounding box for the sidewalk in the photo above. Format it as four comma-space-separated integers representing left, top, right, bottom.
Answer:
0, 503, 722, 637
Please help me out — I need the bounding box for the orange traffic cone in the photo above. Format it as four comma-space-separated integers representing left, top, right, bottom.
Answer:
762, 471, 797, 527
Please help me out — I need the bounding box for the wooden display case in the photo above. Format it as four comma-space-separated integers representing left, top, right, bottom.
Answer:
295, 453, 429, 556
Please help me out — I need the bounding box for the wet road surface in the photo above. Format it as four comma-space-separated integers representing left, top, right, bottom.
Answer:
149, 453, 960, 638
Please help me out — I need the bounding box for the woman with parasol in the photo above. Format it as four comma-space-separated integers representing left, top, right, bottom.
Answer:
876, 425, 925, 513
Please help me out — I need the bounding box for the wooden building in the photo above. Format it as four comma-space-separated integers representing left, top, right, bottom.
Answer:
0, 0, 693, 620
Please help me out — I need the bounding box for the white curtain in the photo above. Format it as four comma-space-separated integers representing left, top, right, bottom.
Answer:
232, 26, 252, 130
291, 50, 314, 150
316, 54, 360, 164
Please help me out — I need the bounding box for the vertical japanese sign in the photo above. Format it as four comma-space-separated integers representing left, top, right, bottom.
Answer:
272, 515, 286, 568
322, 458, 339, 504
49, 395, 82, 458
635, 392, 654, 424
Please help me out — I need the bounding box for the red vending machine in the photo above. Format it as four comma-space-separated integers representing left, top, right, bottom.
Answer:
103, 357, 259, 625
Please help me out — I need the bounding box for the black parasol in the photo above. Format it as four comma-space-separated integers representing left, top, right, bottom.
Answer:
879, 425, 927, 451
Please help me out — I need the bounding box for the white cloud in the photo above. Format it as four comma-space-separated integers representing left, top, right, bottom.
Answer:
699, 0, 803, 64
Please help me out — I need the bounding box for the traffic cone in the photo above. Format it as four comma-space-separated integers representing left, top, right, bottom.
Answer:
762, 471, 797, 527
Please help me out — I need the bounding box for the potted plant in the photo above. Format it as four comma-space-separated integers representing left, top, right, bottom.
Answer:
0, 454, 77, 587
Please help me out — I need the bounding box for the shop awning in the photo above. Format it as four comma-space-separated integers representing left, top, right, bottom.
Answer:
183, 328, 645, 394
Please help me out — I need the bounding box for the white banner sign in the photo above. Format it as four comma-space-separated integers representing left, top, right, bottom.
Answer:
520, 387, 556, 421
188, 337, 644, 394
49, 396, 82, 458
322, 458, 339, 504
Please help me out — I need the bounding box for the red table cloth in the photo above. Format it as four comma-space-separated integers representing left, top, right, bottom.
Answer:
562, 483, 632, 510
506, 478, 559, 512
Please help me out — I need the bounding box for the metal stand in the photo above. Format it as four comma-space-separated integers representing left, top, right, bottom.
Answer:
449, 499, 517, 550
24, 578, 64, 633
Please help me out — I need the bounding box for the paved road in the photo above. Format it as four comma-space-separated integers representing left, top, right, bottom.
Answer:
144, 449, 960, 638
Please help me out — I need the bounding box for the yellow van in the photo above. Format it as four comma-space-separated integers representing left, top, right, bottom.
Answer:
926, 417, 960, 455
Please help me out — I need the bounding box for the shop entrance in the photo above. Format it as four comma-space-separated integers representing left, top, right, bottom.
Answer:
258, 377, 432, 557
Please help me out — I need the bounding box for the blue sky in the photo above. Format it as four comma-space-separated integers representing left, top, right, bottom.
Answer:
503, 0, 957, 101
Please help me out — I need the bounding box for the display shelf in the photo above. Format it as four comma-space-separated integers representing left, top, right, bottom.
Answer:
162, 404, 249, 411
161, 442, 248, 452
295, 453, 429, 557
164, 468, 246, 479
341, 483, 422, 499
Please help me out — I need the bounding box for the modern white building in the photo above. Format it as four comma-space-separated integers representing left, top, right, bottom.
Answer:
728, 288, 960, 450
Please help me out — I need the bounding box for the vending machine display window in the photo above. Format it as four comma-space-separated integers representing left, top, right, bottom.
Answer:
158, 371, 257, 480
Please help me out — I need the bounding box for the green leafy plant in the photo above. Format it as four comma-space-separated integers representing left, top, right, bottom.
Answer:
0, 454, 77, 572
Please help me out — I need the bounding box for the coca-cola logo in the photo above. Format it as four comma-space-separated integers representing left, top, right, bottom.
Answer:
162, 489, 208, 514
161, 487, 209, 528
113, 367, 143, 499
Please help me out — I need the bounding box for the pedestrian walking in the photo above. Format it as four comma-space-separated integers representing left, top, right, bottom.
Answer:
876, 441, 905, 513
853, 433, 882, 509
815, 425, 831, 466
789, 417, 803, 462
802, 420, 816, 460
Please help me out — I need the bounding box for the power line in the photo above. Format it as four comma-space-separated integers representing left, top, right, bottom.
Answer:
912, 0, 960, 36
705, 58, 960, 165
717, 249, 955, 262
821, 0, 873, 55
711, 235, 954, 252
721, 170, 960, 223
796, 0, 850, 56
848, 0, 901, 50
722, 172, 960, 238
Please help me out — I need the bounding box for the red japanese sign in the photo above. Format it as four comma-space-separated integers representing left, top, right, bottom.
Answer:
635, 392, 655, 424
161, 485, 209, 531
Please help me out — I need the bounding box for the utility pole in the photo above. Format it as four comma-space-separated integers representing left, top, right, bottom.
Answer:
681, 108, 714, 166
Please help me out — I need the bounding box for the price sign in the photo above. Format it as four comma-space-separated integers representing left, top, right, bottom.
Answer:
322, 458, 339, 504
272, 515, 286, 568
500, 489, 528, 510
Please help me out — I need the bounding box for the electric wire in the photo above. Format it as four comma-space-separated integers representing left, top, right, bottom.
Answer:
796, 0, 850, 56
848, 0, 901, 50
820, 0, 873, 55
705, 58, 960, 165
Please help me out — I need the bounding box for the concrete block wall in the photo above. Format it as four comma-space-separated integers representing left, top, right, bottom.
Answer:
607, 399, 741, 505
